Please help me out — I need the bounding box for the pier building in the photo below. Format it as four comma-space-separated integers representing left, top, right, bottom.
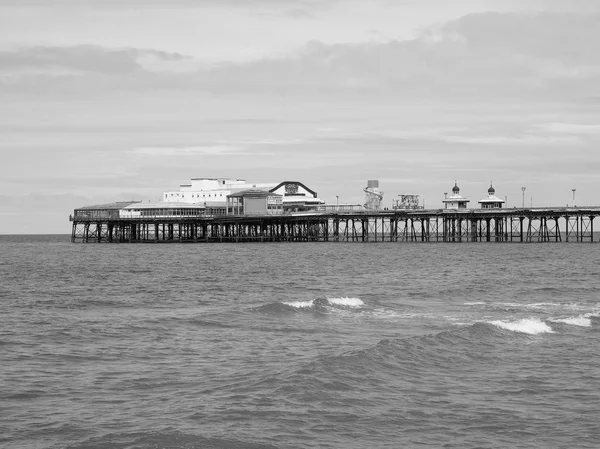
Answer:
478, 184, 505, 209
163, 177, 323, 212
73, 201, 207, 220
269, 181, 324, 211
442, 182, 470, 209
227, 190, 283, 215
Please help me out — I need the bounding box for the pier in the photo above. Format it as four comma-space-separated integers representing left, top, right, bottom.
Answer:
70, 207, 600, 243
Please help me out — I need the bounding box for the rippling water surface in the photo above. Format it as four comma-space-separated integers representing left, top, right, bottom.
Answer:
1, 235, 599, 448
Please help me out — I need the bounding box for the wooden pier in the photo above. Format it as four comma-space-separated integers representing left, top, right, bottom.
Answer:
70, 208, 600, 243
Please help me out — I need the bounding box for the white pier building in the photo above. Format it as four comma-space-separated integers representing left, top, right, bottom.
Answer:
478, 184, 505, 209
442, 182, 470, 210
163, 177, 324, 212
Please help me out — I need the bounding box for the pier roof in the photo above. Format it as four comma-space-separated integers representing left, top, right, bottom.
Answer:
75, 201, 140, 210
122, 202, 206, 209
227, 189, 282, 198
479, 195, 505, 204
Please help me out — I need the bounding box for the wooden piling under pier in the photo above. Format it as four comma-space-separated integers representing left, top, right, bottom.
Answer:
70, 208, 600, 244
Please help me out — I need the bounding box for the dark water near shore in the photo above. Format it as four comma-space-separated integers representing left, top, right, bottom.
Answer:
1, 235, 599, 448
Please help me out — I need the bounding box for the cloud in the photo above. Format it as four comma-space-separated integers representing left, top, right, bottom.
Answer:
0, 0, 326, 6
439, 12, 600, 65
440, 135, 582, 146
131, 145, 277, 156
0, 45, 187, 74
0, 45, 199, 95
183, 11, 600, 99
537, 123, 600, 134
2, 11, 599, 101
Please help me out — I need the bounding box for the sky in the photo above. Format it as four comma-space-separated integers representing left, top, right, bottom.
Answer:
1, 0, 600, 233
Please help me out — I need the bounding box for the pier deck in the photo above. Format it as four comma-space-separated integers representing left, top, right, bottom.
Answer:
70, 207, 600, 243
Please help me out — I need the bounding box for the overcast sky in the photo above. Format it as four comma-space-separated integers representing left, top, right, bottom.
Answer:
1, 0, 599, 233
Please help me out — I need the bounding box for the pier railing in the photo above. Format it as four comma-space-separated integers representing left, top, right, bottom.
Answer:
70, 207, 600, 243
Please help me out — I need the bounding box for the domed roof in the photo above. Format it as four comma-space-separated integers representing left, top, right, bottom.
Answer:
452, 181, 460, 194
488, 183, 495, 195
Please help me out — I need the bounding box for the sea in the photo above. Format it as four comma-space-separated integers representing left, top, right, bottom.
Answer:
1, 235, 599, 449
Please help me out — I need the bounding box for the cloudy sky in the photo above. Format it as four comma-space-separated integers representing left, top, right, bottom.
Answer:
1, 0, 599, 233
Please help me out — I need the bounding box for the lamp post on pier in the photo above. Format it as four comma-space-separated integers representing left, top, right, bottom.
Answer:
572, 189, 576, 204
521, 187, 526, 208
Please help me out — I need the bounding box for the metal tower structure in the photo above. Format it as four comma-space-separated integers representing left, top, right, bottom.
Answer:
364, 180, 384, 210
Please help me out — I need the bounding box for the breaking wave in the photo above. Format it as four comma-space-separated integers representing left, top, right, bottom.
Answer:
282, 297, 364, 309
550, 311, 600, 327
550, 316, 592, 327
326, 297, 364, 308
281, 300, 314, 309
252, 297, 365, 316
489, 318, 554, 334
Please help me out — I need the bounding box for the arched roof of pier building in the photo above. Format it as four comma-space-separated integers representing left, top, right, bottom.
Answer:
269, 181, 318, 198
452, 182, 460, 194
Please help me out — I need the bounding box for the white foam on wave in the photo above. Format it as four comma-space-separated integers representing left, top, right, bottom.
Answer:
549, 316, 592, 327
549, 310, 600, 327
282, 300, 315, 309
370, 309, 423, 320
501, 302, 558, 309
328, 297, 364, 308
282, 297, 365, 309
489, 318, 554, 334
464, 302, 486, 305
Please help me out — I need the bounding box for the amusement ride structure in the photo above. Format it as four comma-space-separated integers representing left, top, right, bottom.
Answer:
393, 194, 422, 210
363, 180, 384, 210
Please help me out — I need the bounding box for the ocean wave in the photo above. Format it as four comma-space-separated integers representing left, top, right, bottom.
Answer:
549, 316, 592, 327
498, 302, 559, 309
276, 323, 506, 386
325, 297, 364, 308
252, 302, 305, 315
281, 300, 315, 309
549, 310, 600, 327
280, 296, 365, 310
64, 431, 280, 449
489, 318, 554, 334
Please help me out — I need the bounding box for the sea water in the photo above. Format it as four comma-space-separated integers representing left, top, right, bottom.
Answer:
1, 235, 599, 448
